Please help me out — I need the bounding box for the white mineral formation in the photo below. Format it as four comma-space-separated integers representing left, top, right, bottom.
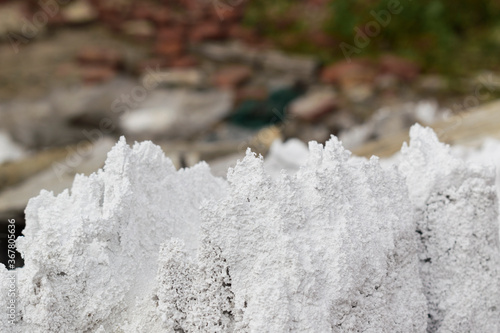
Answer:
399, 124, 500, 332
3, 126, 500, 333
202, 139, 427, 332
12, 138, 226, 332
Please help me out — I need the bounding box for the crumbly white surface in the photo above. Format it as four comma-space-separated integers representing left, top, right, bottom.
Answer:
399, 125, 500, 332
203, 139, 427, 332
12, 138, 227, 332
3, 126, 500, 332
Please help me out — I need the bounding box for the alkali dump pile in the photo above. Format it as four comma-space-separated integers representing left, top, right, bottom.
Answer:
1, 125, 499, 332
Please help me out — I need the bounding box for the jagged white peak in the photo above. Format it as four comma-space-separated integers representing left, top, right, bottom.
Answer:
203, 138, 427, 332
14, 137, 227, 332
4, 128, 500, 333
399, 124, 500, 332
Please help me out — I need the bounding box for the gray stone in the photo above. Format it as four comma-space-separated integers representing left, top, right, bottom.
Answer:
120, 88, 233, 140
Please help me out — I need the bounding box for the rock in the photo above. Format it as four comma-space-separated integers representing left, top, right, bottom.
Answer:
208, 152, 244, 178
156, 26, 186, 42
76, 47, 123, 69
308, 31, 338, 48
119, 88, 233, 140
154, 40, 185, 58
129, 2, 154, 20
0, 138, 115, 213
0, 98, 88, 149
340, 105, 412, 150
0, 2, 46, 40
338, 122, 375, 150
190, 21, 226, 42
194, 42, 259, 64
289, 87, 338, 121
416, 74, 449, 92
235, 86, 269, 104
263, 138, 309, 178
227, 24, 260, 44
262, 51, 318, 80
150, 8, 171, 26
62, 0, 98, 25
121, 20, 155, 40
141, 69, 204, 87
321, 59, 376, 85
343, 83, 374, 102
168, 55, 199, 68
212, 65, 252, 89
0, 131, 25, 165
374, 73, 399, 90
283, 120, 331, 143
80, 65, 117, 84
136, 57, 169, 74
323, 109, 357, 134
379, 54, 420, 81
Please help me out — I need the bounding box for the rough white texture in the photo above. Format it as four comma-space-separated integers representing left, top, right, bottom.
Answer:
399, 125, 500, 332
15, 137, 226, 332
154, 234, 235, 333
5, 127, 500, 332
204, 139, 427, 332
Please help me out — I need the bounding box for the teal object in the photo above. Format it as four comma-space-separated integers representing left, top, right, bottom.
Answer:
230, 86, 304, 129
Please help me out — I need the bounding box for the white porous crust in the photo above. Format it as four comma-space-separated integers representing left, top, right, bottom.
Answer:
4, 127, 500, 332
203, 137, 427, 332
399, 124, 500, 332
15, 137, 226, 332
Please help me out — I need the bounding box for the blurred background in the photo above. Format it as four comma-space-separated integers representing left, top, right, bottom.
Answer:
1, 0, 500, 266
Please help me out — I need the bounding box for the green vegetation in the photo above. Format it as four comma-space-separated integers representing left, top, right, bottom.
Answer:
243, 0, 500, 75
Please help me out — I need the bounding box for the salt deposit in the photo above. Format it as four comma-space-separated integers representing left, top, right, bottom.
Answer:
3, 126, 500, 332
399, 125, 500, 332
203, 143, 427, 332
9, 138, 226, 332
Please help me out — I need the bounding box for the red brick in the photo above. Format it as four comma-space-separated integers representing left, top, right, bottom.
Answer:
190, 21, 226, 42
379, 54, 420, 81
213, 65, 252, 89
320, 59, 376, 85
228, 24, 259, 44
80, 65, 116, 85
169, 55, 199, 68
154, 40, 185, 57
156, 26, 186, 42
136, 58, 170, 75
76, 47, 123, 69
